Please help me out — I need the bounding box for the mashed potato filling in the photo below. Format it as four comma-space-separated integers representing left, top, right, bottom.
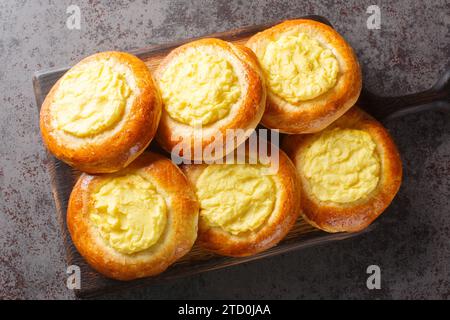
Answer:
259, 33, 339, 103
302, 128, 380, 203
195, 164, 276, 235
53, 60, 132, 137
158, 49, 241, 126
91, 173, 167, 254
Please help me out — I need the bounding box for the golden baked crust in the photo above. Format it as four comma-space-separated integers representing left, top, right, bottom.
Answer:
40, 51, 162, 173
246, 19, 362, 134
67, 152, 199, 280
182, 144, 300, 257
282, 107, 402, 232
155, 38, 266, 161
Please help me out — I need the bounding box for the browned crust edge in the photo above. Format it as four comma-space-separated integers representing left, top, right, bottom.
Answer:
155, 38, 266, 161
246, 19, 362, 134
282, 107, 403, 233
182, 145, 301, 257
67, 152, 199, 280
40, 51, 162, 173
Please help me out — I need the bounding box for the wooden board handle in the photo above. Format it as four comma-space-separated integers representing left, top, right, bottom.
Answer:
360, 67, 450, 120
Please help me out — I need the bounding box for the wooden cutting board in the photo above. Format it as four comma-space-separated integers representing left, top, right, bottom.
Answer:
32, 15, 449, 298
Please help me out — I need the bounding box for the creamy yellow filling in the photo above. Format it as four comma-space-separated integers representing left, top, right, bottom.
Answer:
258, 33, 339, 103
302, 128, 380, 203
195, 164, 276, 235
158, 49, 241, 126
53, 60, 132, 137
91, 173, 167, 254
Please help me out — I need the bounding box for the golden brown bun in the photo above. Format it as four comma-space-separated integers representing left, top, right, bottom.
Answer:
67, 152, 199, 280
246, 19, 362, 134
40, 51, 162, 173
182, 144, 300, 257
282, 107, 402, 232
155, 38, 266, 161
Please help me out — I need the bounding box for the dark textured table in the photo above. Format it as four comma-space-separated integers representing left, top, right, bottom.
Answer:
0, 0, 448, 299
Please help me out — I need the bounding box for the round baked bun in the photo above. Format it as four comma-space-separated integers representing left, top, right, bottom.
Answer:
246, 19, 362, 134
40, 51, 162, 173
182, 142, 300, 257
155, 38, 266, 161
67, 152, 199, 280
282, 107, 402, 233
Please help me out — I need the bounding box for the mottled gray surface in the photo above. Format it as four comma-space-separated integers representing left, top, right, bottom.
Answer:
0, 0, 449, 300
